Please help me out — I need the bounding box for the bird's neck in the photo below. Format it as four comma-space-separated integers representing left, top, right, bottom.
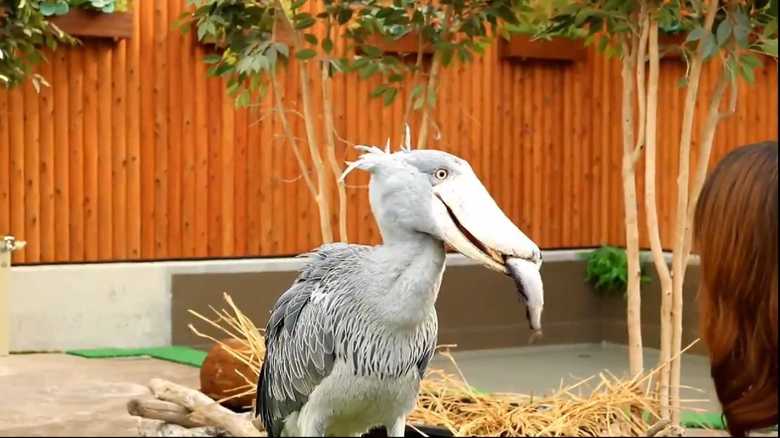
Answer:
372, 234, 446, 327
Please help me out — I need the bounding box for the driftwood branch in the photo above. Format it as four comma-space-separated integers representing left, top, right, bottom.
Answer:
147, 378, 263, 437
128, 398, 204, 428
645, 419, 672, 437
136, 419, 229, 437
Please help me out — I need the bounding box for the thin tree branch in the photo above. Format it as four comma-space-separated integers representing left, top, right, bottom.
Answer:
270, 69, 317, 198
321, 20, 349, 242
620, 30, 643, 379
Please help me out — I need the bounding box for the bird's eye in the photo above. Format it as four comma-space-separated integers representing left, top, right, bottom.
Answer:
434, 168, 449, 180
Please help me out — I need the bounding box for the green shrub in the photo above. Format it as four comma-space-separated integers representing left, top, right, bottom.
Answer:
582, 246, 651, 298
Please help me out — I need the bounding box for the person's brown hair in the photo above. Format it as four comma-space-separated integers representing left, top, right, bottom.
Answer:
694, 141, 778, 436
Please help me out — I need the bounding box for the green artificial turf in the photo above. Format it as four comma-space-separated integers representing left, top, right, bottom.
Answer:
65, 346, 207, 368
680, 411, 727, 430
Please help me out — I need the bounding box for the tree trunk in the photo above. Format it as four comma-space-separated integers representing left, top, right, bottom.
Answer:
620, 37, 643, 379
670, 66, 731, 425
269, 72, 316, 199
667, 0, 720, 424
273, 8, 333, 244
321, 28, 348, 242
298, 61, 334, 244
642, 18, 674, 420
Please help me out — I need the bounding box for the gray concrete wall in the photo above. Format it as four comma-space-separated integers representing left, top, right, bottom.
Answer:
171, 252, 705, 355
7, 250, 702, 354
8, 257, 313, 351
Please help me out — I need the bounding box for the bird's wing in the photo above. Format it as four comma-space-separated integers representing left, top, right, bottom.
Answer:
257, 242, 372, 436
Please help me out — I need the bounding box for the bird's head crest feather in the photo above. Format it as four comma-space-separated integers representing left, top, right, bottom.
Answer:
339, 124, 416, 182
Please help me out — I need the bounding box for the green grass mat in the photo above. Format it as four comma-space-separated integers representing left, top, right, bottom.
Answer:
65, 346, 207, 368
681, 411, 726, 430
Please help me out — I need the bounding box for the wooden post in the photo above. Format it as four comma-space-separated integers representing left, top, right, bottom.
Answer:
1, 235, 26, 356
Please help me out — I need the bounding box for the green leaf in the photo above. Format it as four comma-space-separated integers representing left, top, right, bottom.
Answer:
337, 8, 353, 25
295, 48, 317, 60
303, 33, 318, 46
294, 15, 315, 30
739, 54, 763, 69
361, 45, 382, 58
716, 19, 732, 47
383, 87, 398, 106
235, 90, 251, 108
322, 38, 334, 53
388, 73, 404, 83
203, 54, 222, 64
370, 84, 389, 98
598, 34, 609, 52
410, 83, 424, 99
760, 39, 778, 57
738, 61, 755, 83
413, 96, 425, 110
733, 10, 750, 48
686, 26, 706, 43
699, 32, 718, 59
358, 62, 379, 79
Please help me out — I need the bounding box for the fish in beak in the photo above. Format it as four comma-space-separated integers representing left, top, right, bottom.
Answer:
431, 169, 544, 337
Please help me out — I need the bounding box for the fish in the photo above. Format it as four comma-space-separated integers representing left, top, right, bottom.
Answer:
505, 256, 544, 343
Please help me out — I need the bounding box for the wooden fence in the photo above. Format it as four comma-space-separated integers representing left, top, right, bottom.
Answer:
0, 0, 777, 264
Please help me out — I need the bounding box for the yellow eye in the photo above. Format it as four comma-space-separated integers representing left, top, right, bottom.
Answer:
434, 168, 449, 180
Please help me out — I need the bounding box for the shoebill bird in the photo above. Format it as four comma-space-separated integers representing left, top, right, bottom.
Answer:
256, 133, 544, 437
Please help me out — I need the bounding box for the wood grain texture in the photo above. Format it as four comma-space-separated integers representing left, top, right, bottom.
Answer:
0, 0, 777, 263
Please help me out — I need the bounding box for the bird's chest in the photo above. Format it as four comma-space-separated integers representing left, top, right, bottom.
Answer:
303, 360, 420, 436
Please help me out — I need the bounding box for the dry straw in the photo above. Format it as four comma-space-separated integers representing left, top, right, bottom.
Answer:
190, 293, 701, 437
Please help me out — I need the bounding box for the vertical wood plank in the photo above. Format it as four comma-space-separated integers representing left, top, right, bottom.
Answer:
23, 80, 40, 263
167, 0, 183, 259
207, 78, 222, 256
113, 40, 128, 260
97, 44, 113, 259
53, 47, 70, 261
181, 29, 196, 258
0, 93, 9, 237
246, 105, 261, 255
68, 49, 85, 262
8, 87, 24, 264
259, 81, 274, 255
83, 46, 99, 261
234, 106, 248, 256
154, 0, 169, 258
221, 88, 235, 256
127, 0, 142, 259
194, 50, 209, 258
39, 61, 56, 262
140, 0, 155, 259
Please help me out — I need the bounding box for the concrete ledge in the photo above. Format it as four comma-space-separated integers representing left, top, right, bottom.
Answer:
8, 249, 699, 353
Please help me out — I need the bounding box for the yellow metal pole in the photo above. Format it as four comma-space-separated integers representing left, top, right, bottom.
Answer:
1, 235, 26, 356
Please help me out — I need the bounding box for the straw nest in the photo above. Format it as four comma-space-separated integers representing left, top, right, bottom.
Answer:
189, 293, 686, 437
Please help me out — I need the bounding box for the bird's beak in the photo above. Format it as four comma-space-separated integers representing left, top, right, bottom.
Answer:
431, 170, 544, 333
431, 171, 542, 274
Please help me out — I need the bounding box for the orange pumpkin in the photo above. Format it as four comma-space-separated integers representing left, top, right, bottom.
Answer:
200, 339, 256, 411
